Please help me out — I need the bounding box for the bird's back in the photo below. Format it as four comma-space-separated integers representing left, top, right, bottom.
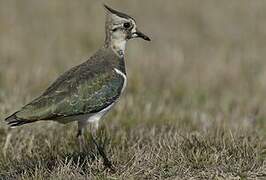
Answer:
6, 47, 126, 126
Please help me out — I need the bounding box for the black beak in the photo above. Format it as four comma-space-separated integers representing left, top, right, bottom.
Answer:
133, 30, 151, 41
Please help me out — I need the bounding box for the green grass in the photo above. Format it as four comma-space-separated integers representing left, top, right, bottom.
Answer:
0, 0, 266, 179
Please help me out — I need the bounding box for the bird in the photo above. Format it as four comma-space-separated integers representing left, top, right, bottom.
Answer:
4, 4, 150, 156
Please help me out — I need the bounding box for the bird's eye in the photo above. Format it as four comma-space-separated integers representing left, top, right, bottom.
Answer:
123, 22, 131, 29
112, 28, 118, 32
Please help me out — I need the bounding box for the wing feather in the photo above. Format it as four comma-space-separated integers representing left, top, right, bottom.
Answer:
10, 48, 125, 123
15, 69, 124, 121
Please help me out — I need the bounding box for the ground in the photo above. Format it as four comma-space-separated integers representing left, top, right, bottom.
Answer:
0, 0, 266, 179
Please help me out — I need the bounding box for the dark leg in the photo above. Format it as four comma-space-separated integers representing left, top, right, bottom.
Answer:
78, 121, 115, 172
77, 121, 86, 152
90, 132, 115, 173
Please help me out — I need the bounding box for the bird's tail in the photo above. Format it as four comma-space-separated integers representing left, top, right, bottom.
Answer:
5, 112, 35, 127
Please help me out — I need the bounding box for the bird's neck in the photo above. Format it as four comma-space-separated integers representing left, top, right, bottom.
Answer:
112, 39, 127, 57
97, 45, 126, 75
105, 38, 127, 58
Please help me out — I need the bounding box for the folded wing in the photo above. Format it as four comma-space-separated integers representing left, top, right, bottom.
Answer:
6, 61, 124, 126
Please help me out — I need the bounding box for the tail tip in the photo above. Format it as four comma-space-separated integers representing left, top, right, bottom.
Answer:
5, 113, 28, 127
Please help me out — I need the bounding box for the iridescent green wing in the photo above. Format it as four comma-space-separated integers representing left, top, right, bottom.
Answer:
15, 66, 124, 121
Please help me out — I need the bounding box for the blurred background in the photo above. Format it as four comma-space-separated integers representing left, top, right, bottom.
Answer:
1, 0, 266, 132
1, 0, 266, 178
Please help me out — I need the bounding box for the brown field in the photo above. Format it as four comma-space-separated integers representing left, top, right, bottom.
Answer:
0, 0, 266, 179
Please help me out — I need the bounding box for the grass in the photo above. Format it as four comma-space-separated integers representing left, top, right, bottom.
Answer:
0, 0, 266, 179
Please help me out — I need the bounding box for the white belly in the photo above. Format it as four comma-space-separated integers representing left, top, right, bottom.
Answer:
83, 102, 115, 123
56, 102, 115, 124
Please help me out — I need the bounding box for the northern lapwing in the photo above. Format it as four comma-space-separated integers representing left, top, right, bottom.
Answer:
4, 4, 150, 161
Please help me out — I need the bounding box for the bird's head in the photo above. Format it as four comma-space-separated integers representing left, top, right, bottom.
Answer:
104, 5, 151, 54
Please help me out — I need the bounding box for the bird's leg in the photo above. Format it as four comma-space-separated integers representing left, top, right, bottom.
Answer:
90, 128, 115, 172
77, 129, 85, 152
3, 127, 12, 157
77, 121, 86, 152
78, 121, 115, 172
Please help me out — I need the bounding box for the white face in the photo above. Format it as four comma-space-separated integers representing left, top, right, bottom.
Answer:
110, 15, 137, 41
109, 15, 137, 53
104, 5, 151, 54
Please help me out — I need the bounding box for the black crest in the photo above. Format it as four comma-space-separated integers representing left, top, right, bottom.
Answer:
104, 4, 135, 21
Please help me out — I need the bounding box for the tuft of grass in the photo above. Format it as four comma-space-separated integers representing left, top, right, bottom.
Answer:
0, 125, 265, 179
